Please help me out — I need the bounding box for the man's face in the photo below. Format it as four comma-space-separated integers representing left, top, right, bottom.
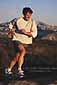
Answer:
24, 12, 32, 21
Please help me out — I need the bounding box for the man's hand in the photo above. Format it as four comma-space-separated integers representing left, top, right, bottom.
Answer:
21, 29, 32, 37
21, 29, 27, 34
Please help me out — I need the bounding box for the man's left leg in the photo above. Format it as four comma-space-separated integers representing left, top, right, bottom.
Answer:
17, 44, 26, 75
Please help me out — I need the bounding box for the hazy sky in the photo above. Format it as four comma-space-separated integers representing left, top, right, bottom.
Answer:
0, 0, 57, 25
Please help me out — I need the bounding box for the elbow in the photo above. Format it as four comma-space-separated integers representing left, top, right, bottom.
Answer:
33, 33, 37, 38
32, 31, 37, 38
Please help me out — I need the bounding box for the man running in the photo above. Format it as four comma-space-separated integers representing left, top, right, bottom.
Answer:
5, 7, 37, 76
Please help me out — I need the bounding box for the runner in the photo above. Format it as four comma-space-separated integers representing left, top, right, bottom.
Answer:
5, 7, 37, 77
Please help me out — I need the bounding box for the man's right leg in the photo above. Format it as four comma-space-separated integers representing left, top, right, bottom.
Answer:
5, 53, 20, 74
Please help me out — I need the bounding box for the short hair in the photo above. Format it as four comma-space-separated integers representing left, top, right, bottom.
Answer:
22, 7, 33, 15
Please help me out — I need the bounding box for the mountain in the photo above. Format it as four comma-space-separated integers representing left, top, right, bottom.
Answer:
37, 21, 57, 31
0, 18, 57, 32
0, 18, 16, 32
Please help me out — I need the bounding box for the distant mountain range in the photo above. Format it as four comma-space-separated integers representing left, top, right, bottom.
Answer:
37, 21, 57, 31
0, 18, 16, 32
0, 18, 57, 32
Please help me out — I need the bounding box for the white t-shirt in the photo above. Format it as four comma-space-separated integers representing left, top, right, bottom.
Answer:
11, 17, 37, 44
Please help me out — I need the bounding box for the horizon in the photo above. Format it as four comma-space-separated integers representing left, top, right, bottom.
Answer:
0, 0, 57, 25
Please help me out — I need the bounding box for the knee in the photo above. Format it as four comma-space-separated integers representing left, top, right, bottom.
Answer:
18, 44, 26, 54
21, 46, 26, 54
22, 48, 26, 54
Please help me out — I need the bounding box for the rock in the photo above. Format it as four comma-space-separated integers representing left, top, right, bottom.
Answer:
41, 33, 57, 40
32, 40, 57, 65
8, 80, 38, 85
0, 33, 57, 71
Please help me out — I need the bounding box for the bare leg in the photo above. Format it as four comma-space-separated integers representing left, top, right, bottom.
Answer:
18, 44, 26, 71
8, 53, 20, 71
6, 44, 26, 74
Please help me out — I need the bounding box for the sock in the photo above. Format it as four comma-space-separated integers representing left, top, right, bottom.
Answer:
18, 68, 22, 71
8, 68, 11, 72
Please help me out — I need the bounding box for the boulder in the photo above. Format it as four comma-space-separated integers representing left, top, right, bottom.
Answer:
0, 33, 57, 70
41, 33, 57, 40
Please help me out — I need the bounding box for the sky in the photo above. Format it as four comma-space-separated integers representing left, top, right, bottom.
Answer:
0, 0, 57, 25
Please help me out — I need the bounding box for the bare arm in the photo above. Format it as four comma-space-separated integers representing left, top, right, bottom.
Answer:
21, 29, 32, 37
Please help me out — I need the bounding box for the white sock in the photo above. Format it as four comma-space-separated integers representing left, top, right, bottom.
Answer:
18, 68, 22, 71
8, 68, 11, 72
